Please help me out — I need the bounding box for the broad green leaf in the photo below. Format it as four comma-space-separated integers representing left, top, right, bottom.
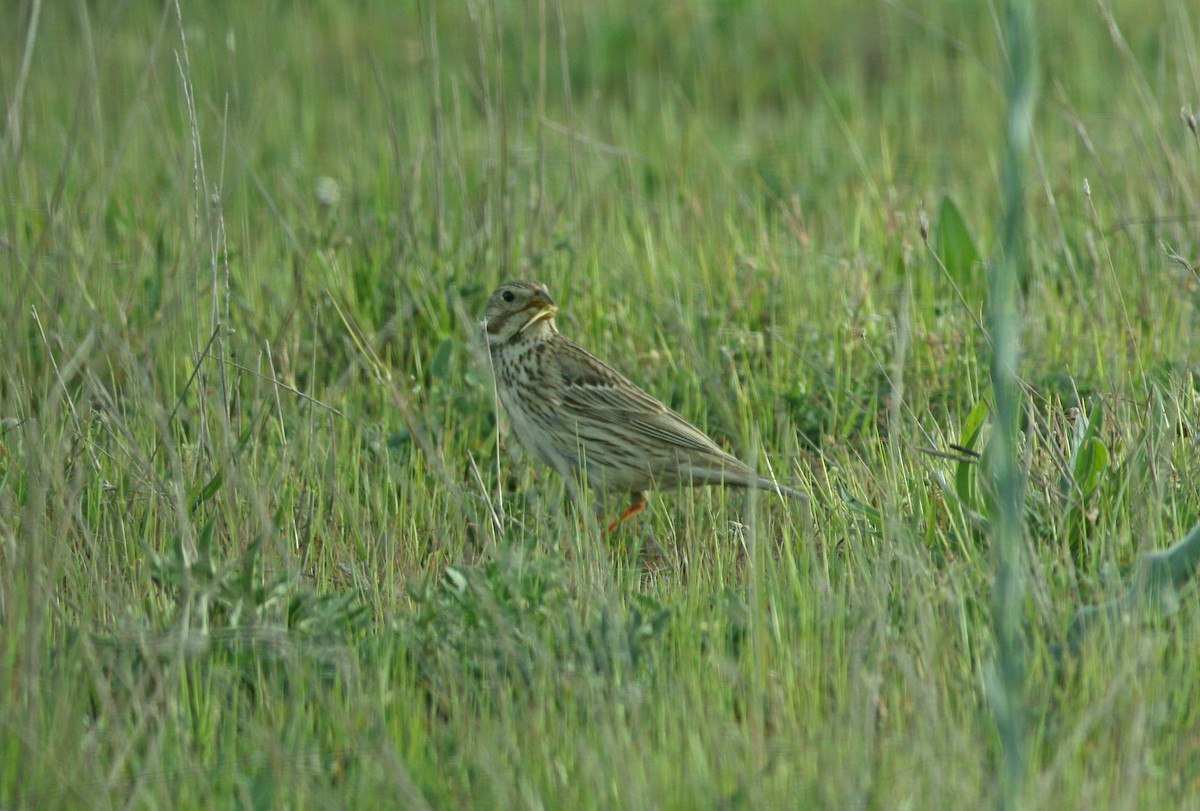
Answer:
936, 195, 982, 285
429, 337, 454, 381
841, 489, 883, 533
1069, 401, 1106, 496
954, 396, 989, 506
1078, 438, 1110, 496
189, 469, 224, 512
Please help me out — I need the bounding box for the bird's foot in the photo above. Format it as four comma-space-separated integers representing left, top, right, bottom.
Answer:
604, 491, 649, 534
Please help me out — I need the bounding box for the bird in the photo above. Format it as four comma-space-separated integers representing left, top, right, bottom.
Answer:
482, 280, 806, 529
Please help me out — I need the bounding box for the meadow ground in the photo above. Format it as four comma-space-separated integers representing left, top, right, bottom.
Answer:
2, 1, 1199, 808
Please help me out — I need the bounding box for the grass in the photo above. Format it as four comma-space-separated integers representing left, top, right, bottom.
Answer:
2, 0, 1200, 808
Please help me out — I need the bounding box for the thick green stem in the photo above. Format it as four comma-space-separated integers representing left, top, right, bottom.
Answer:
989, 2, 1036, 809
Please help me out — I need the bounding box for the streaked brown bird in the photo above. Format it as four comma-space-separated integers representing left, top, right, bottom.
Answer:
483, 280, 805, 528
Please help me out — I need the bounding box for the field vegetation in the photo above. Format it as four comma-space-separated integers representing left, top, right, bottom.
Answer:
2, 0, 1199, 807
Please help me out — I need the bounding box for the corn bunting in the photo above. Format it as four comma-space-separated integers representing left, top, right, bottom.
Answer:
484, 280, 805, 528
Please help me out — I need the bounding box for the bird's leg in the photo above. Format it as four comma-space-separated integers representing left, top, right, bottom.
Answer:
605, 491, 649, 533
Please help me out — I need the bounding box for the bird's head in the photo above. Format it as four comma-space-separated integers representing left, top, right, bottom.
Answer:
483, 280, 559, 344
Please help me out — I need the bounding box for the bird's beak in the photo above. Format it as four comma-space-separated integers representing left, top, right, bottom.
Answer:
519, 292, 558, 332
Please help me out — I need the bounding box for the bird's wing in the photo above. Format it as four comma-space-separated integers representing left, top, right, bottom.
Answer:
551, 337, 746, 462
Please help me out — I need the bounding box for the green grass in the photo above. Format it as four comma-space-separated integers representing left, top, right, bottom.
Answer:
3, 0, 1200, 807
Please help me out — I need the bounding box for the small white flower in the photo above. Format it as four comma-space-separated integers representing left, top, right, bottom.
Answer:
314, 176, 341, 209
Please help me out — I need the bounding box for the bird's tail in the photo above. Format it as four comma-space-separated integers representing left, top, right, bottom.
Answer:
755, 477, 808, 503
714, 467, 808, 502
687, 461, 808, 503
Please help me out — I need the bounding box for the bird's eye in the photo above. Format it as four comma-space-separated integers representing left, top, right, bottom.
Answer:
501, 290, 515, 303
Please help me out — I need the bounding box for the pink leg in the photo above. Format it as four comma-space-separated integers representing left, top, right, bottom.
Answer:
606, 492, 648, 533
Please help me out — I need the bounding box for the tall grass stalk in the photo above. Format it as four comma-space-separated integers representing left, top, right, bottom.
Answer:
989, 0, 1036, 808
